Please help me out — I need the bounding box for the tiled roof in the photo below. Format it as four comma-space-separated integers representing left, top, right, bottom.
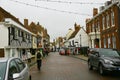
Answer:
0, 7, 24, 27
28, 22, 38, 34
69, 26, 80, 39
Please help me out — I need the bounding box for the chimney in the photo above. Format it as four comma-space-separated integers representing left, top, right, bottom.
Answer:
16, 18, 19, 21
74, 24, 80, 30
86, 18, 90, 23
24, 19, 28, 27
93, 8, 98, 16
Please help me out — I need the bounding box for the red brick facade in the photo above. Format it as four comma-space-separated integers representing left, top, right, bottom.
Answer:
86, 2, 120, 50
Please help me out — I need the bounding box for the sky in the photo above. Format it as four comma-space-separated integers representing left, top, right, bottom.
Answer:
0, 0, 109, 41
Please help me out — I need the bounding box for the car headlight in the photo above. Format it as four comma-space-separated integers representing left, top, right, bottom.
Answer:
104, 59, 113, 64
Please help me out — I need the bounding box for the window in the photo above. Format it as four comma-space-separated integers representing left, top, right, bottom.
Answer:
22, 32, 26, 42
108, 37, 110, 48
29, 35, 32, 43
104, 38, 106, 48
18, 30, 22, 37
92, 23, 94, 32
0, 62, 6, 80
15, 59, 25, 71
26, 33, 28, 39
69, 41, 71, 46
9, 26, 15, 35
102, 16, 105, 30
14, 28, 18, 39
112, 36, 116, 48
97, 21, 100, 32
8, 60, 19, 80
72, 40, 75, 46
111, 11, 115, 26
106, 14, 110, 28
89, 25, 91, 32
8, 27, 12, 34
10, 27, 15, 35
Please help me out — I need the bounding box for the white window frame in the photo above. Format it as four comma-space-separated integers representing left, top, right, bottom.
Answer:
104, 38, 106, 48
14, 28, 18, 39
92, 23, 94, 32
111, 11, 115, 27
112, 36, 116, 49
106, 13, 110, 28
108, 37, 110, 48
102, 16, 105, 30
97, 21, 100, 32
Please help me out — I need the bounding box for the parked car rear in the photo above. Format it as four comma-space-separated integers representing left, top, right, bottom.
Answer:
88, 48, 120, 75
59, 49, 65, 55
0, 57, 31, 80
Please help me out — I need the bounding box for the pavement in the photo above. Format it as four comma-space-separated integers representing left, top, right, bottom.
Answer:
70, 54, 88, 61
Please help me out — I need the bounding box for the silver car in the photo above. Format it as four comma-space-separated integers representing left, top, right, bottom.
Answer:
0, 57, 31, 80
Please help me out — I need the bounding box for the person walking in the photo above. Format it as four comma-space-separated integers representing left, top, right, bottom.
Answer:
27, 50, 32, 63
35, 49, 43, 70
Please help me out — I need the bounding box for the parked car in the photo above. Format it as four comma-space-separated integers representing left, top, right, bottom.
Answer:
0, 57, 31, 80
59, 49, 65, 55
88, 48, 120, 75
65, 48, 70, 55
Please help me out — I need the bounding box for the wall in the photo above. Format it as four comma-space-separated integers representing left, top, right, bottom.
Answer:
0, 23, 8, 48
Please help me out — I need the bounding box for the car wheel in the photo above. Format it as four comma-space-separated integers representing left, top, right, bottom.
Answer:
99, 64, 105, 75
88, 61, 93, 70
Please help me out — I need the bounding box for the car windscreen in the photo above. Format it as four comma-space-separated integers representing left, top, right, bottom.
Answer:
100, 49, 120, 57
0, 62, 7, 80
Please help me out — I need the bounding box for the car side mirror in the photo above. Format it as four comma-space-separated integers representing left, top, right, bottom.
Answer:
13, 73, 23, 80
95, 52, 99, 57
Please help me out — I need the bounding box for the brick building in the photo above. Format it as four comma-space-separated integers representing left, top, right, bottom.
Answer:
86, 0, 120, 50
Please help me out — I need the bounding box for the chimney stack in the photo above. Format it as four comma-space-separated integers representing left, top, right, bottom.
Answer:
86, 18, 90, 23
74, 23, 80, 30
93, 8, 98, 16
16, 18, 19, 21
24, 19, 28, 27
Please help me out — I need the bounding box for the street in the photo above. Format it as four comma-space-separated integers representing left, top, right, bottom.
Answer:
30, 52, 120, 80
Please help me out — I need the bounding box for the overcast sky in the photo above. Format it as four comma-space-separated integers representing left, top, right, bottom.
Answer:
0, 0, 109, 41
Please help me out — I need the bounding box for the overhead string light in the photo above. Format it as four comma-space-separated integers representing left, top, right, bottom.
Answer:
35, 0, 104, 5
10, 0, 92, 16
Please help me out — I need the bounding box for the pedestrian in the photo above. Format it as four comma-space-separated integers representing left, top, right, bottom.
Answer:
27, 50, 32, 63
35, 49, 43, 70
